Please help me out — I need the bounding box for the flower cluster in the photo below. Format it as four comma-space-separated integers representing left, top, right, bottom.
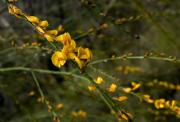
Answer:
107, 83, 118, 93
8, 4, 92, 69
143, 94, 180, 117
115, 65, 143, 74
51, 33, 92, 69
71, 110, 87, 118
88, 76, 104, 91
122, 82, 141, 93
147, 79, 180, 90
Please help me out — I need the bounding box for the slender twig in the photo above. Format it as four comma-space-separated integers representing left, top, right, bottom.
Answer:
31, 72, 45, 99
31, 71, 60, 121
89, 55, 180, 65
0, 46, 52, 55
0, 67, 85, 80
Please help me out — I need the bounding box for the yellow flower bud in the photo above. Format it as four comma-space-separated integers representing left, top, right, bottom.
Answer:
95, 77, 104, 85
113, 96, 128, 102
88, 86, 96, 91
122, 88, 132, 93
36, 26, 45, 34
44, 34, 54, 42
143, 94, 154, 103
39, 20, 48, 28
107, 83, 117, 93
26, 16, 39, 24
56, 103, 64, 110
47, 30, 58, 36
55, 32, 71, 44
77, 47, 92, 61
78, 110, 87, 118
57, 25, 64, 32
8, 5, 24, 18
131, 82, 141, 90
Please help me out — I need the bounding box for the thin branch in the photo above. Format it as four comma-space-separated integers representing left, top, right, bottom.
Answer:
89, 55, 180, 65
31, 71, 60, 121
0, 67, 86, 81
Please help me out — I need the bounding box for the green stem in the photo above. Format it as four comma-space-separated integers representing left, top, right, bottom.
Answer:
89, 55, 180, 65
31, 71, 59, 120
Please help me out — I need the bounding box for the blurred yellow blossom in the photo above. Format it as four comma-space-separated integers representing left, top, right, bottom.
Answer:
154, 99, 166, 109
28, 91, 35, 96
107, 83, 117, 93
72, 110, 87, 118
122, 88, 132, 93
122, 82, 141, 93
95, 76, 104, 85
44, 33, 54, 42
113, 96, 128, 102
143, 94, 154, 103
56, 103, 64, 110
88, 85, 96, 91
131, 82, 141, 90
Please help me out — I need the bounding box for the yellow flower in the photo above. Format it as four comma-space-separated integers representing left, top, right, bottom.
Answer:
113, 96, 128, 102
78, 110, 87, 118
131, 82, 141, 90
154, 99, 166, 109
143, 94, 154, 103
56, 103, 64, 110
72, 110, 87, 118
44, 33, 54, 42
51, 51, 67, 68
122, 87, 132, 93
172, 107, 180, 116
55, 32, 72, 45
165, 100, 176, 109
47, 30, 58, 36
88, 85, 96, 91
121, 114, 129, 121
39, 20, 49, 28
95, 76, 104, 85
26, 16, 39, 24
8, 5, 24, 18
107, 83, 117, 93
77, 47, 92, 61
63, 40, 76, 54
